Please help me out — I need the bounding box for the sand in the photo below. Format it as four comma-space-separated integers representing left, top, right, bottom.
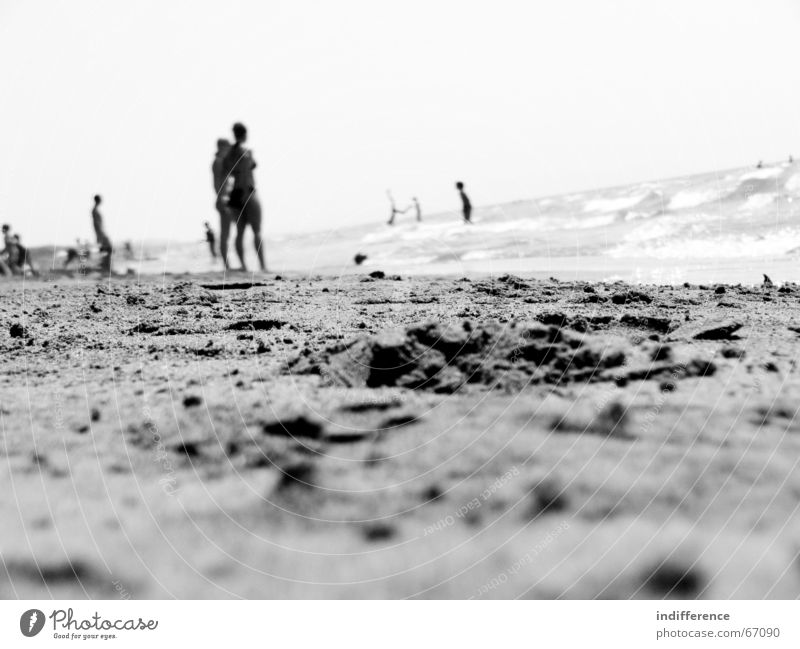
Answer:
2, 271, 800, 599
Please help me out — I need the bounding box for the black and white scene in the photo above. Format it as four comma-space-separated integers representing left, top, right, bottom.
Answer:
2, 0, 800, 604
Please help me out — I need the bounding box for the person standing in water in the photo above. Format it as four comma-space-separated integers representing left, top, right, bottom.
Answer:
204, 221, 217, 259
456, 181, 472, 223
91, 195, 113, 272
212, 138, 232, 268
411, 197, 422, 222
222, 123, 265, 272
386, 190, 408, 225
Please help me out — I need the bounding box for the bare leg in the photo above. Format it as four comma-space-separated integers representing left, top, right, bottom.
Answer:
217, 204, 231, 269
234, 216, 247, 271
100, 248, 112, 275
248, 196, 266, 271
252, 230, 265, 271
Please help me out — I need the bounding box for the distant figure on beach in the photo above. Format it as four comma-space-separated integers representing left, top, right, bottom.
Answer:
386, 190, 408, 225
756, 160, 763, 169
12, 234, 37, 275
222, 123, 265, 271
411, 197, 422, 222
123, 241, 134, 260
204, 221, 216, 260
212, 138, 233, 268
790, 155, 794, 164
456, 181, 472, 223
91, 195, 113, 273
1, 224, 20, 274
0, 226, 36, 276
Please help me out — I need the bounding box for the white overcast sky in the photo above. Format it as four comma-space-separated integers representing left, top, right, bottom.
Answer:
1, 0, 798, 245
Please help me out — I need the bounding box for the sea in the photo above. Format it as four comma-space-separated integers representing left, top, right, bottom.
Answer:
55, 160, 800, 286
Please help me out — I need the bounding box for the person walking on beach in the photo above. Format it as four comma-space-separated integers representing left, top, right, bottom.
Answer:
92, 195, 113, 272
212, 138, 233, 268
222, 123, 265, 272
456, 181, 472, 223
387, 190, 407, 225
204, 221, 217, 260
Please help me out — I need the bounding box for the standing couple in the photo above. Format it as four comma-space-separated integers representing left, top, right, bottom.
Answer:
212, 122, 266, 271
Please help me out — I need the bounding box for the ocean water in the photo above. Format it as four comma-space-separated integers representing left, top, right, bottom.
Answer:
80, 160, 800, 285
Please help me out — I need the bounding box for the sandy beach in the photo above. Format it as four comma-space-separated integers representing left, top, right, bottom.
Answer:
2, 271, 799, 599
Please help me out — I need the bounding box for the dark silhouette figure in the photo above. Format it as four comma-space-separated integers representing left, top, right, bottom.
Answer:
0, 227, 36, 275
92, 195, 113, 273
354, 252, 367, 265
212, 138, 233, 268
456, 181, 472, 223
222, 123, 265, 272
386, 190, 408, 225
204, 221, 217, 259
411, 197, 421, 222
756, 160, 763, 169
12, 234, 37, 276
1, 224, 20, 274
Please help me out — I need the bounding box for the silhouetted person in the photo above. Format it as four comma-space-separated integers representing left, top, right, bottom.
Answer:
411, 197, 422, 222
222, 123, 265, 271
386, 190, 408, 225
92, 195, 113, 273
12, 234, 36, 275
756, 160, 763, 169
123, 241, 134, 260
212, 138, 233, 268
204, 221, 216, 259
456, 181, 472, 223
1, 224, 20, 274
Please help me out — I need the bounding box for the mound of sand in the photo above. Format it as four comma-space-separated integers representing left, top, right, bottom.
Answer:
290, 319, 634, 393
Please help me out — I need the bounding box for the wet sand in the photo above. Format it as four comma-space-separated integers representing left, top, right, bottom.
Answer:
2, 272, 800, 598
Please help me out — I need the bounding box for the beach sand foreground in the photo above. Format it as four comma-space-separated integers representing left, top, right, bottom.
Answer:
2, 273, 800, 598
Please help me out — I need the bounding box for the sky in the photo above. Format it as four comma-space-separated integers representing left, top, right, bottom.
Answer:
1, 0, 798, 246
